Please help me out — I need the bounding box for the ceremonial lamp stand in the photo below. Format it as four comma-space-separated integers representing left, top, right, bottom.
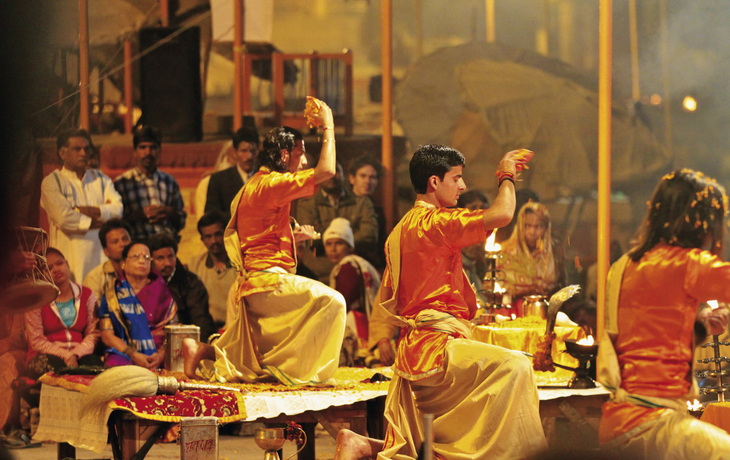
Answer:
696, 334, 730, 402
474, 236, 511, 325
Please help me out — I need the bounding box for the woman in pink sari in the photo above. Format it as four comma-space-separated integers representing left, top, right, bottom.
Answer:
99, 242, 178, 368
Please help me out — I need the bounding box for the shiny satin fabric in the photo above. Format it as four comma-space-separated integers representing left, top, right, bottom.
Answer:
599, 244, 730, 447
226, 167, 315, 295
378, 201, 545, 459
383, 202, 486, 378
203, 166, 345, 385
203, 271, 346, 385
378, 338, 547, 460
603, 407, 730, 459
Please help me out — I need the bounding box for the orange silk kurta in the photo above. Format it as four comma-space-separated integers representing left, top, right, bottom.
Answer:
231, 167, 315, 295
384, 201, 488, 380
600, 244, 730, 443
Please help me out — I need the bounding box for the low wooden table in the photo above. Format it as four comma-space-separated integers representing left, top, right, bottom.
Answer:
538, 386, 611, 448
33, 368, 389, 460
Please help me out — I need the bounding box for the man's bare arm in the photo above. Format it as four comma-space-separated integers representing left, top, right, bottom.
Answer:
306, 97, 337, 184
482, 179, 515, 231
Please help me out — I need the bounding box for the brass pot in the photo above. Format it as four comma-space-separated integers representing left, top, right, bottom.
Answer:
523, 295, 547, 319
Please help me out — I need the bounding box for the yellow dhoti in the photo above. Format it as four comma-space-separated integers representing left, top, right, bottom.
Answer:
379, 337, 547, 460
204, 270, 346, 386
603, 408, 730, 460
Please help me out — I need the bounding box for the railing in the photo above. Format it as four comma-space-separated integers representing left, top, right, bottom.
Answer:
242, 50, 354, 136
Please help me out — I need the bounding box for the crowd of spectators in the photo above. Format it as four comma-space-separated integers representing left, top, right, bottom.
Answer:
1, 123, 604, 443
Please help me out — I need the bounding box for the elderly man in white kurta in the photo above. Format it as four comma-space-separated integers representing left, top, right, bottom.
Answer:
41, 129, 123, 282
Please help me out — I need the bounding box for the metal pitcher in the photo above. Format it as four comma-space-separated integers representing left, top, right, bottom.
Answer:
523, 295, 547, 319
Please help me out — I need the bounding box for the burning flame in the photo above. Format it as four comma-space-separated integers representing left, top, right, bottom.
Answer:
708, 300, 719, 310
494, 281, 506, 294
485, 232, 501, 252
511, 313, 516, 320
687, 399, 702, 411
577, 336, 595, 346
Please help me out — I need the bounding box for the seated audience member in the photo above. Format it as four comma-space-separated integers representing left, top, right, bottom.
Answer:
187, 211, 237, 329
24, 248, 101, 379
295, 162, 378, 281
324, 218, 381, 359
99, 242, 178, 368
83, 219, 132, 304
598, 169, 730, 457
205, 126, 259, 220
347, 155, 386, 270
497, 202, 566, 314
147, 233, 217, 342
457, 190, 490, 304
495, 188, 540, 243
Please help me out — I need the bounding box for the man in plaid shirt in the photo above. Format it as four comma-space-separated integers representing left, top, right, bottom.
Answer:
114, 126, 187, 240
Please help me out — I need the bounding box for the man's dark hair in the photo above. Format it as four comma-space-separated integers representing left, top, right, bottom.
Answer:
197, 210, 228, 235
409, 145, 465, 194
56, 128, 92, 163
457, 190, 489, 209
98, 218, 132, 249
348, 154, 383, 178
629, 169, 727, 261
232, 125, 260, 150
133, 125, 162, 149
258, 126, 303, 173
121, 241, 149, 260
146, 232, 178, 255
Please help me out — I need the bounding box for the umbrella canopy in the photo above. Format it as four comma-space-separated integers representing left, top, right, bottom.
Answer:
395, 42, 671, 199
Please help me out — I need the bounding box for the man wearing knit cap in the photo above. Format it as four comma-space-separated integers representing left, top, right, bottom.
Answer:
114, 125, 187, 240
324, 218, 381, 364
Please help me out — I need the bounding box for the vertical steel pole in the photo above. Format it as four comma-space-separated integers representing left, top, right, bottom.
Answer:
381, 0, 394, 231
596, 0, 612, 339
233, 0, 244, 131
486, 0, 495, 43
124, 41, 134, 133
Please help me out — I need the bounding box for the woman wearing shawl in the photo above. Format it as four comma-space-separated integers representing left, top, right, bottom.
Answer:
497, 202, 565, 315
325, 218, 381, 362
99, 242, 178, 368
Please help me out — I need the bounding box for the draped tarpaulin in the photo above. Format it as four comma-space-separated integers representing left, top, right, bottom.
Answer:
395, 42, 671, 199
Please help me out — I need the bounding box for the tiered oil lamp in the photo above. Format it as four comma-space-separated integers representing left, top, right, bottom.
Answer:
695, 300, 730, 402
474, 233, 511, 325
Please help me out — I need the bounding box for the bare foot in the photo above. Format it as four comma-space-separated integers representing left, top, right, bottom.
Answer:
182, 339, 215, 380
334, 429, 383, 460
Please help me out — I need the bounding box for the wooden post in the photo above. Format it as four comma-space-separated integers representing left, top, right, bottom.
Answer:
486, 0, 495, 43
160, 0, 169, 27
124, 41, 134, 133
381, 0, 394, 231
596, 0, 612, 339
233, 0, 244, 131
628, 0, 640, 102
79, 0, 90, 130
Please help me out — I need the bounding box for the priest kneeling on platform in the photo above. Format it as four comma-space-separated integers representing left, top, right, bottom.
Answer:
182, 97, 346, 386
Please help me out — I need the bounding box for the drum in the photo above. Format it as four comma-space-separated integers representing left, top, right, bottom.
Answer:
0, 227, 60, 314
